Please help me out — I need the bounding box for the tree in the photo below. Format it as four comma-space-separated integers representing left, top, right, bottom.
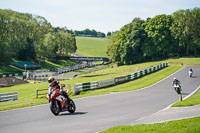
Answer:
170, 8, 200, 56
0, 9, 77, 63
190, 8, 200, 55
107, 18, 146, 64
107, 32, 112, 36
144, 14, 176, 59
74, 29, 105, 38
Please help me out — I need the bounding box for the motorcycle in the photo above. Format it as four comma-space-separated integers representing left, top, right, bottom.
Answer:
173, 83, 182, 101
47, 84, 76, 115
189, 70, 193, 77
173, 83, 182, 94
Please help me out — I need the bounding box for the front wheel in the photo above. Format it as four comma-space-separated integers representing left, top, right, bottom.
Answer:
175, 87, 181, 94
68, 99, 76, 113
50, 100, 60, 115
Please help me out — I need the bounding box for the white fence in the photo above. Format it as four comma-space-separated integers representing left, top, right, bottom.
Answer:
0, 92, 18, 102
73, 63, 168, 95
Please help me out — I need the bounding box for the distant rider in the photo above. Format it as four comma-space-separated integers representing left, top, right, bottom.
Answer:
189, 68, 193, 77
48, 77, 70, 104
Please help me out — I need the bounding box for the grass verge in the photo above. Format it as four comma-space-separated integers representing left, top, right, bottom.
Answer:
0, 65, 181, 111
172, 88, 200, 107
101, 116, 200, 133
1, 57, 199, 111
72, 65, 181, 99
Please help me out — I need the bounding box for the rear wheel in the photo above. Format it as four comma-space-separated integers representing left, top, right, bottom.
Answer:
50, 100, 60, 115
68, 100, 76, 113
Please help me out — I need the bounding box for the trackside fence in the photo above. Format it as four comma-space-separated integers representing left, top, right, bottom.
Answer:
36, 84, 72, 98
0, 92, 18, 102
36, 88, 48, 98
73, 63, 168, 95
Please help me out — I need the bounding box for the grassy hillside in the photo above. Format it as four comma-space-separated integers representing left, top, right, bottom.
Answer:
76, 37, 108, 57
0, 60, 78, 75
0, 58, 200, 110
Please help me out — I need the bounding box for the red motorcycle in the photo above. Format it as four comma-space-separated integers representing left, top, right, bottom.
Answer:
47, 84, 76, 115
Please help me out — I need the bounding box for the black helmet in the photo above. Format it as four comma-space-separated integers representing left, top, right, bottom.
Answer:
48, 77, 54, 83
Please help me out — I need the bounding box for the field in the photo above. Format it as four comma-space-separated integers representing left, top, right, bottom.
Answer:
76, 37, 108, 57
0, 60, 180, 110
1, 57, 200, 110
0, 36, 200, 111
172, 88, 200, 107
0, 60, 78, 75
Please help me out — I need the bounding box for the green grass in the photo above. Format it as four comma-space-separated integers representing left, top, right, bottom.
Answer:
72, 66, 181, 98
0, 65, 181, 111
0, 57, 200, 111
39, 60, 78, 69
0, 65, 23, 75
172, 88, 200, 107
76, 37, 108, 57
166, 58, 200, 66
0, 60, 78, 75
101, 116, 200, 133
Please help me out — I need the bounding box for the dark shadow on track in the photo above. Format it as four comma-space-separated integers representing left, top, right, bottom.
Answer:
181, 93, 190, 96
191, 76, 198, 78
59, 112, 88, 116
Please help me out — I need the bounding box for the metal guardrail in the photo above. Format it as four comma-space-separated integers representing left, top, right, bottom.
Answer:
0, 92, 18, 102
73, 63, 168, 95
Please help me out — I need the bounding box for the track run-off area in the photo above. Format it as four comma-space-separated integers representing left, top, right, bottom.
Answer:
0, 66, 200, 133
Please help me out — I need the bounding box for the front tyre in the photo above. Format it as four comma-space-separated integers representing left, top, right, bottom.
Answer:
50, 100, 60, 116
68, 100, 76, 113
175, 87, 181, 94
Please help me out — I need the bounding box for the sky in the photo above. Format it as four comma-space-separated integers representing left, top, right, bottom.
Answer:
1, 0, 199, 33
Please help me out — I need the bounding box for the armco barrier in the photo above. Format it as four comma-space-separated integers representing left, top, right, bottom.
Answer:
73, 63, 168, 95
0, 92, 18, 102
115, 76, 128, 84
97, 78, 115, 88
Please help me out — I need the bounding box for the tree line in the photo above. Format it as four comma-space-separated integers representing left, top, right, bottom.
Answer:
107, 7, 200, 65
74, 28, 106, 38
0, 9, 77, 65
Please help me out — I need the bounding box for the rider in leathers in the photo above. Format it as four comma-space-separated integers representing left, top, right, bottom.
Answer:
48, 77, 70, 104
172, 77, 181, 86
172, 77, 182, 94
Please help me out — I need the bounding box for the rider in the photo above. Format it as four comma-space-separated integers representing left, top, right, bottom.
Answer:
48, 77, 70, 104
172, 77, 182, 94
172, 77, 181, 86
189, 68, 193, 74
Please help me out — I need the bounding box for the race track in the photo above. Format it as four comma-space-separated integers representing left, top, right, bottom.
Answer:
0, 66, 200, 133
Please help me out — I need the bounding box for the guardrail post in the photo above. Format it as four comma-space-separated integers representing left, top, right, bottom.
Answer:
36, 88, 38, 98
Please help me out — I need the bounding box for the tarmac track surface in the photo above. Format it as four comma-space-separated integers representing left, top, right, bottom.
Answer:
0, 66, 200, 133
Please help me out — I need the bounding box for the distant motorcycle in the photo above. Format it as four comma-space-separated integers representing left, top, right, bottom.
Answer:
47, 84, 76, 115
189, 70, 193, 77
